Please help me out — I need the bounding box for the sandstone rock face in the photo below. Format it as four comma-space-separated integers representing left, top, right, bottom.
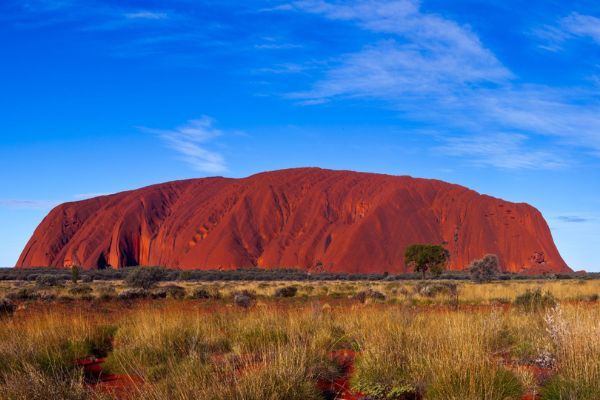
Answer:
16, 168, 571, 274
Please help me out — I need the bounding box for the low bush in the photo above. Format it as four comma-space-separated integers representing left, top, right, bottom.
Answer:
68, 285, 93, 296
150, 290, 167, 299
588, 293, 599, 302
0, 298, 16, 317
469, 254, 500, 283
353, 289, 386, 303
118, 289, 150, 300
58, 295, 74, 302
85, 325, 118, 358
514, 288, 556, 312
274, 286, 298, 298
96, 285, 117, 301
190, 287, 221, 300
6, 287, 40, 301
414, 282, 457, 298
125, 267, 167, 289
164, 285, 186, 299
233, 290, 256, 308
36, 274, 64, 288
39, 291, 57, 302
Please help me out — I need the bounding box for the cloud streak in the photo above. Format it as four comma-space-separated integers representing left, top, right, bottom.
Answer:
536, 13, 600, 50
437, 133, 567, 170
124, 11, 170, 21
280, 0, 600, 169
73, 193, 110, 200
556, 215, 591, 223
0, 199, 60, 210
144, 117, 228, 173
7, 0, 174, 31
289, 0, 511, 103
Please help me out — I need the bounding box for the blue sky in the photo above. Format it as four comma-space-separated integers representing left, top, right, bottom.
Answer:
1, 0, 599, 270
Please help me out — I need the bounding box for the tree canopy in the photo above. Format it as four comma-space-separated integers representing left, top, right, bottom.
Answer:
404, 244, 450, 279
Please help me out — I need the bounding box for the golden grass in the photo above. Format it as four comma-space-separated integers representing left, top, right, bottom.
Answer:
2, 279, 600, 304
0, 280, 600, 399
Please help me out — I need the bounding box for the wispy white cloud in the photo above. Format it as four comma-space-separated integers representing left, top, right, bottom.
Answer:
124, 11, 170, 21
0, 199, 60, 210
254, 43, 303, 50
10, 1, 173, 30
254, 36, 303, 50
437, 133, 568, 170
278, 1, 600, 169
256, 62, 308, 74
73, 193, 110, 200
288, 0, 510, 103
535, 13, 600, 51
288, 0, 505, 65
563, 13, 600, 44
0, 192, 115, 209
143, 117, 228, 173
556, 215, 592, 223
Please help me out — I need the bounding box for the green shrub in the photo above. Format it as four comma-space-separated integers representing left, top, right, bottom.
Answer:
68, 285, 92, 296
58, 295, 74, 302
0, 298, 16, 317
274, 286, 298, 298
125, 267, 167, 289
118, 289, 150, 300
6, 288, 40, 301
96, 285, 116, 300
414, 282, 457, 298
353, 289, 386, 303
469, 254, 500, 283
152, 285, 186, 299
165, 285, 186, 299
233, 290, 256, 308
39, 291, 57, 302
36, 274, 64, 288
178, 270, 192, 281
85, 325, 118, 357
514, 288, 556, 312
190, 287, 221, 300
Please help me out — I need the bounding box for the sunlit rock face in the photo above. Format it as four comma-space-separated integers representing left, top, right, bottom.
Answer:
17, 168, 571, 274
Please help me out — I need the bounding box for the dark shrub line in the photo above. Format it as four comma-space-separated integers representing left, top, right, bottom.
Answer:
0, 267, 592, 282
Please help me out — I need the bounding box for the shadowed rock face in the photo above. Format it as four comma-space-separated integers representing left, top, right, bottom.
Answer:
16, 168, 571, 274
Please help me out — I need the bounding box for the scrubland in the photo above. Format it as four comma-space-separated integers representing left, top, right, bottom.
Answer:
1, 279, 600, 400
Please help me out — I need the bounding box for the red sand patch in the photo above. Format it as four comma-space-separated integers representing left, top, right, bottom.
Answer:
318, 349, 365, 400
318, 350, 421, 400
76, 356, 143, 398
494, 352, 553, 400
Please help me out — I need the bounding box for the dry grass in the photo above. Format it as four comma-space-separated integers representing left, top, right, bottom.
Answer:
1, 279, 599, 304
0, 280, 599, 399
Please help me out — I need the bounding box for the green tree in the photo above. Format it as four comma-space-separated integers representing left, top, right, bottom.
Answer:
71, 266, 80, 284
404, 244, 449, 279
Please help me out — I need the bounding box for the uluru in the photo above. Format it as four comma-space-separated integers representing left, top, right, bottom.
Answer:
16, 168, 570, 274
